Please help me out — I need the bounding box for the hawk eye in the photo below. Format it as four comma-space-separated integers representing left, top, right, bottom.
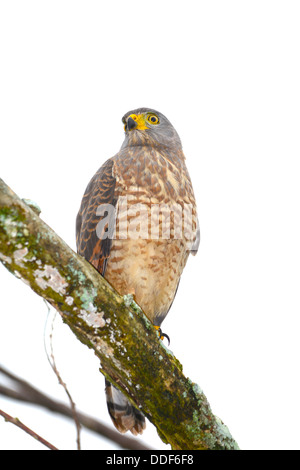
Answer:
147, 114, 159, 125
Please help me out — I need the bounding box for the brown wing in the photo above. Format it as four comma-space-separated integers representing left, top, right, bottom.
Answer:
191, 218, 200, 256
76, 158, 117, 275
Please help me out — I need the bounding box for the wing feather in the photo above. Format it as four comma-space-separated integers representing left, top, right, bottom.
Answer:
76, 158, 117, 275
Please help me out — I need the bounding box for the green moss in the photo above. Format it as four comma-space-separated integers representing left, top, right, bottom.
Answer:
79, 287, 97, 310
67, 259, 88, 284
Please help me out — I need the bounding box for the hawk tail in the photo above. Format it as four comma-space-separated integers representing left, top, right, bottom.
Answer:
105, 380, 146, 436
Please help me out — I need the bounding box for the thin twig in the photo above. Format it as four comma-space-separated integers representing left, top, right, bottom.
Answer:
44, 301, 81, 450
0, 409, 58, 450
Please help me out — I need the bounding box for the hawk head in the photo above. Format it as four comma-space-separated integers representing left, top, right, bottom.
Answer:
121, 107, 182, 150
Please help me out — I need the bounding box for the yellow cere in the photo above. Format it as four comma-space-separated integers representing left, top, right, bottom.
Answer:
129, 113, 148, 130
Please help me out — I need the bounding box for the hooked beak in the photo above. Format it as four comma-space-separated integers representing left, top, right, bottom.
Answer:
127, 116, 137, 131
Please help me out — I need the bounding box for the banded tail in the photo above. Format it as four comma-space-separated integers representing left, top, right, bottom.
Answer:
105, 379, 146, 435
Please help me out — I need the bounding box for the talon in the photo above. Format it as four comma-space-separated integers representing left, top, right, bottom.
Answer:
154, 326, 170, 346
162, 331, 170, 346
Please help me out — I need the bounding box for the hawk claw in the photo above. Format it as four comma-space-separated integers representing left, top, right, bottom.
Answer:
154, 326, 170, 346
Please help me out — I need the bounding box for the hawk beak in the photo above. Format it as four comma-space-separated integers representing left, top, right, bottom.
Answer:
127, 116, 137, 131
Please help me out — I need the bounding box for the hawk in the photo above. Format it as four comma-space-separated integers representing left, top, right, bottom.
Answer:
76, 108, 199, 435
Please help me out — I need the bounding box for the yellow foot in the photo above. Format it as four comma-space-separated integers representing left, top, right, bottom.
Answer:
154, 325, 170, 345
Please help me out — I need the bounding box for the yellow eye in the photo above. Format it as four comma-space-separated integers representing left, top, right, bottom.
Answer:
147, 114, 159, 125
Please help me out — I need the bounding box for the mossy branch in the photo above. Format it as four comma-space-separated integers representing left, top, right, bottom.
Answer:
0, 178, 239, 450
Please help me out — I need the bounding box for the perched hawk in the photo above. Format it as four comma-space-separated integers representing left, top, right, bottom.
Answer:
76, 108, 199, 435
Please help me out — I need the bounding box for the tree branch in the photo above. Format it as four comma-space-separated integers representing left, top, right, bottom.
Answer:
0, 365, 151, 450
0, 178, 239, 450
0, 408, 58, 450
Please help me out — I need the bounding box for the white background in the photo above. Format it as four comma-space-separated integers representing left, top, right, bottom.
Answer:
0, 0, 300, 450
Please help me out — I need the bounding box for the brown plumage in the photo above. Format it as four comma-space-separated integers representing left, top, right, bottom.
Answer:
76, 108, 199, 435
